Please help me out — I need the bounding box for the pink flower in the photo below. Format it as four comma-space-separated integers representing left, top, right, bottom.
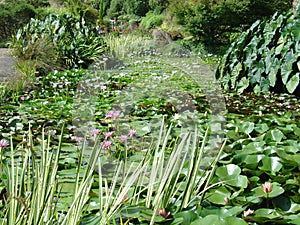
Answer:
158, 208, 170, 218
90, 128, 100, 135
243, 209, 254, 217
105, 111, 114, 118
0, 139, 9, 147
104, 132, 113, 139
128, 129, 137, 137
75, 137, 83, 143
103, 140, 112, 148
105, 110, 121, 119
20, 96, 25, 101
224, 197, 229, 204
262, 182, 272, 194
119, 135, 128, 142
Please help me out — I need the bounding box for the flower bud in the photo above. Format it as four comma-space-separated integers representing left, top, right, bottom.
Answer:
262, 181, 272, 194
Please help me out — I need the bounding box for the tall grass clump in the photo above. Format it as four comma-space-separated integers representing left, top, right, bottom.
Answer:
0, 126, 100, 225
0, 120, 226, 224
103, 34, 154, 58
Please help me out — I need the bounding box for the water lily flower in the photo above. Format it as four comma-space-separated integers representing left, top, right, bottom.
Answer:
0, 139, 9, 147
104, 132, 113, 139
103, 140, 112, 148
75, 137, 83, 143
90, 128, 101, 135
105, 110, 121, 119
158, 208, 170, 218
128, 129, 137, 137
243, 209, 254, 217
119, 135, 128, 142
262, 181, 272, 194
224, 196, 229, 204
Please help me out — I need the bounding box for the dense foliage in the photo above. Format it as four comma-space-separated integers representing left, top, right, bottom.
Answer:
168, 0, 293, 46
0, 2, 36, 46
0, 55, 299, 224
215, 6, 300, 96
10, 14, 107, 73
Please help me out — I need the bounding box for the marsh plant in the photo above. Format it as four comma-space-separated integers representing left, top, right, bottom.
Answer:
0, 120, 225, 224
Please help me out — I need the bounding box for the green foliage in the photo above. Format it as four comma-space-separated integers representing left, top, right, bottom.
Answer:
64, 0, 99, 26
0, 2, 36, 46
0, 53, 299, 224
107, 0, 150, 19
10, 14, 107, 71
215, 9, 300, 96
124, 0, 150, 17
140, 11, 164, 29
168, 0, 292, 46
149, 0, 169, 13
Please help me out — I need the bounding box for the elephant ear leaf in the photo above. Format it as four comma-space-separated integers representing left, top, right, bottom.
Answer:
216, 9, 300, 96
286, 73, 299, 94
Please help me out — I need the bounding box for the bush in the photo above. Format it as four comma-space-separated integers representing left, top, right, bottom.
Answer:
169, 0, 293, 46
0, 2, 36, 46
10, 14, 107, 72
215, 5, 300, 96
140, 11, 164, 29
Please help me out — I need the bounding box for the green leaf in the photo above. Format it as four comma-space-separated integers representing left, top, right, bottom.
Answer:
286, 73, 299, 94
265, 129, 285, 142
191, 215, 224, 225
207, 186, 231, 205
224, 217, 248, 225
237, 77, 249, 93
258, 156, 283, 174
255, 123, 269, 133
252, 182, 284, 198
239, 121, 255, 135
173, 211, 200, 225
216, 164, 248, 188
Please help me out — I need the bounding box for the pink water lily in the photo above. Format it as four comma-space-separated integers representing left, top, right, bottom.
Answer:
128, 129, 137, 137
119, 135, 128, 142
0, 139, 9, 147
103, 140, 112, 148
262, 182, 272, 194
243, 209, 254, 217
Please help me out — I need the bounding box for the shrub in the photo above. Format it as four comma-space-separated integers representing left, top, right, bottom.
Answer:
0, 2, 36, 46
140, 11, 164, 29
10, 14, 107, 72
169, 0, 293, 46
215, 5, 300, 96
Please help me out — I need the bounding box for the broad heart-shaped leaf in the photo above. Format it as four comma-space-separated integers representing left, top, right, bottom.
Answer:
216, 164, 248, 188
239, 121, 255, 135
206, 186, 231, 205
264, 129, 285, 142
234, 154, 264, 169
216, 164, 241, 177
237, 77, 249, 93
252, 182, 285, 198
268, 58, 280, 87
258, 156, 283, 174
191, 215, 247, 225
172, 211, 200, 225
255, 123, 269, 133
281, 51, 296, 84
286, 73, 299, 94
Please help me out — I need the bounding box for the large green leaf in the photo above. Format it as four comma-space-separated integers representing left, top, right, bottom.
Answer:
172, 211, 200, 225
286, 73, 299, 94
207, 186, 231, 205
258, 156, 283, 174
191, 215, 247, 225
216, 164, 248, 188
264, 129, 285, 142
